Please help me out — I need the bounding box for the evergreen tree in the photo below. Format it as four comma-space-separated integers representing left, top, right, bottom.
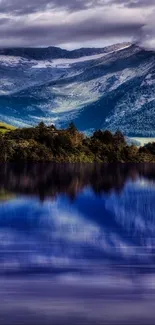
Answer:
68, 122, 77, 135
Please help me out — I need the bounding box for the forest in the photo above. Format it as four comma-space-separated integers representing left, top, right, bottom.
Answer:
0, 121, 155, 162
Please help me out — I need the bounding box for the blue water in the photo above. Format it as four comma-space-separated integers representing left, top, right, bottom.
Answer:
0, 163, 155, 324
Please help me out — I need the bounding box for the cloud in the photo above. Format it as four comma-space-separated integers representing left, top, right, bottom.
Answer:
110, 0, 155, 8
0, 9, 145, 47
136, 10, 155, 49
0, 0, 152, 18
0, 0, 105, 15
0, 0, 153, 48
0, 0, 153, 16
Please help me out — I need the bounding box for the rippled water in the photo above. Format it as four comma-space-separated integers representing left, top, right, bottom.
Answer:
1, 163, 155, 324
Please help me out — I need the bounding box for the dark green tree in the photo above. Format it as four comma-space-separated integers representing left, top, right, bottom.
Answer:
68, 122, 77, 135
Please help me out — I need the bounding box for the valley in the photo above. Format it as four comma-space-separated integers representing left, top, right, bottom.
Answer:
0, 42, 155, 136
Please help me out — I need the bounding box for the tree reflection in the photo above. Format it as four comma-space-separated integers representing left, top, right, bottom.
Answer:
0, 163, 155, 200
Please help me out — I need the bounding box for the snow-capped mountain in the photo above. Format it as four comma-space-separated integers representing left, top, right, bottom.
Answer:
0, 41, 155, 136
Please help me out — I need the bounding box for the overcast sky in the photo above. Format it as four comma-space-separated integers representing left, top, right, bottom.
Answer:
0, 0, 154, 48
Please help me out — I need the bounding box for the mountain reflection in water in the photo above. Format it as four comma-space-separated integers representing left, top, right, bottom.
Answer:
1, 163, 155, 324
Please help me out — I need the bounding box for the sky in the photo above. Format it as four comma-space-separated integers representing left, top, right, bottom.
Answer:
0, 0, 155, 48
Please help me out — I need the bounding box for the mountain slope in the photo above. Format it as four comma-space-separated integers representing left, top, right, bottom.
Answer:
0, 121, 16, 133
0, 43, 130, 60
0, 42, 155, 136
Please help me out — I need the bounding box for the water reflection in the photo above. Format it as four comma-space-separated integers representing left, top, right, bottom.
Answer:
0, 162, 153, 198
1, 163, 155, 324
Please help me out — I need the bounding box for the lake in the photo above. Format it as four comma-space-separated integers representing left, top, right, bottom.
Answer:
1, 163, 155, 324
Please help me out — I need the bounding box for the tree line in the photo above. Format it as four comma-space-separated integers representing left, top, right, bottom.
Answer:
0, 122, 154, 162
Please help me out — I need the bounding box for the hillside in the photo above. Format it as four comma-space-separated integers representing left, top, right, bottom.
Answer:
0, 42, 155, 136
0, 122, 155, 162
0, 122, 16, 133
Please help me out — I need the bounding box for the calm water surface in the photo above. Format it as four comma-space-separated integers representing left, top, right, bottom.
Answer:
0, 163, 155, 324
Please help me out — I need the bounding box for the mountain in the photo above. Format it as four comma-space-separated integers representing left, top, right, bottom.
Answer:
0, 41, 155, 136
0, 43, 130, 60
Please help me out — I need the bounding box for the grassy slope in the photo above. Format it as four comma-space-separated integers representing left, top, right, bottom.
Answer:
0, 122, 16, 134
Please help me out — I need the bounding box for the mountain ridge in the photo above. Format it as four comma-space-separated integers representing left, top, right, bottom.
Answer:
0, 42, 131, 60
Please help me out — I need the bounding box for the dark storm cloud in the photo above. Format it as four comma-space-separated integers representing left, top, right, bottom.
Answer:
0, 0, 153, 16
0, 0, 152, 47
0, 0, 99, 15
0, 17, 11, 24
0, 15, 144, 47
